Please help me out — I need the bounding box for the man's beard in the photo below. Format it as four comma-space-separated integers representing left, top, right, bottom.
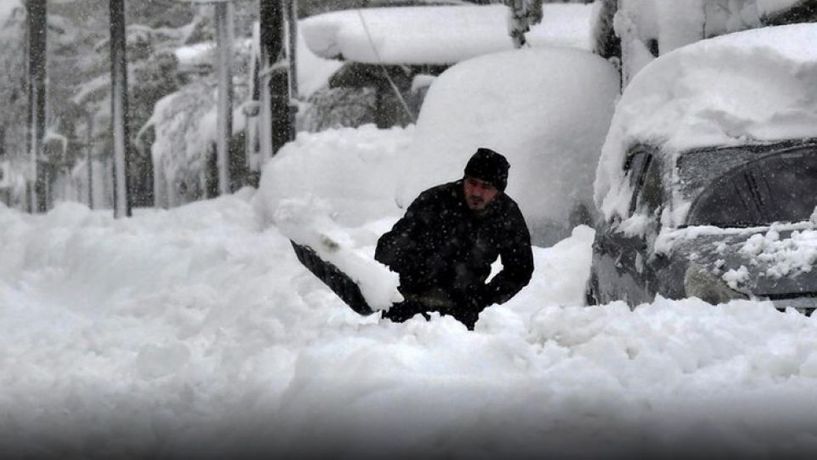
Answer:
466, 196, 486, 211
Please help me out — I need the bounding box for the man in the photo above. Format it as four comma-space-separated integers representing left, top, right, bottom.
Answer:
375, 147, 534, 330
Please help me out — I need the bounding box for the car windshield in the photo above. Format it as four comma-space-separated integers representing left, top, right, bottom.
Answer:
683, 145, 817, 227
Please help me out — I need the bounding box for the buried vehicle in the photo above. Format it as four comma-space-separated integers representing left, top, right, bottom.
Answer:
587, 24, 817, 314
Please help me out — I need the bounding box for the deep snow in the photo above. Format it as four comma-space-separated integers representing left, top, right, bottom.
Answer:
3, 2, 817, 458
3, 134, 817, 458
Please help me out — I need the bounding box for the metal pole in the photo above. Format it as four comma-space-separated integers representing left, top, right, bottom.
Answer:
259, 0, 291, 157
285, 0, 298, 141
258, 1, 275, 160
27, 0, 47, 213
286, 0, 298, 99
215, 1, 234, 195
86, 111, 94, 208
109, 0, 132, 217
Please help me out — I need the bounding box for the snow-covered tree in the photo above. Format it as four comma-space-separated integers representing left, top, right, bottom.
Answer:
0, 4, 27, 207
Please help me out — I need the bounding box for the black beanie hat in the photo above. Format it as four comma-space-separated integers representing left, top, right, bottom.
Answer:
464, 147, 510, 192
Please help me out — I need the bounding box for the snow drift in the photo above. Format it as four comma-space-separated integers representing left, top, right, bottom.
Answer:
3, 192, 817, 458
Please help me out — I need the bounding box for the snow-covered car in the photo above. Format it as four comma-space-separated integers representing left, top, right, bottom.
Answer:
586, 24, 817, 314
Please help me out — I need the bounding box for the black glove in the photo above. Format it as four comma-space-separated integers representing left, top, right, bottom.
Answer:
382, 300, 430, 323
468, 284, 493, 311
453, 285, 492, 330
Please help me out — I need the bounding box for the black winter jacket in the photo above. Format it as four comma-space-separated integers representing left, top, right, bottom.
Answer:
375, 180, 534, 324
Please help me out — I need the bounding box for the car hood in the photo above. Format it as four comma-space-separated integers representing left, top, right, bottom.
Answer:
669, 225, 817, 297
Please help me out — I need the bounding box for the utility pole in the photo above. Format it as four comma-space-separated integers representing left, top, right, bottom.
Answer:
285, 0, 299, 142
214, 0, 235, 195
86, 111, 94, 209
259, 0, 293, 158
109, 0, 133, 217
0, 127, 7, 207
26, 0, 47, 213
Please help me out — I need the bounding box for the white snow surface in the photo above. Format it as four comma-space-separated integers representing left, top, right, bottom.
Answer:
595, 23, 817, 221
0, 1, 20, 22
402, 47, 619, 245
4, 125, 817, 457
740, 228, 817, 278
613, 0, 806, 88
300, 3, 595, 65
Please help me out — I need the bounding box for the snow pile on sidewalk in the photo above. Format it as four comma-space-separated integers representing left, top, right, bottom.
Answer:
2, 185, 817, 458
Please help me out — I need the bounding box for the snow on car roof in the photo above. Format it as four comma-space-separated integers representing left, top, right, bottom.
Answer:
595, 23, 817, 222
300, 3, 594, 65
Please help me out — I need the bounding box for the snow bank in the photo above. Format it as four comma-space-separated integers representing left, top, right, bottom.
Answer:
301, 3, 594, 65
596, 23, 817, 221
257, 125, 413, 228
3, 198, 817, 457
402, 47, 619, 245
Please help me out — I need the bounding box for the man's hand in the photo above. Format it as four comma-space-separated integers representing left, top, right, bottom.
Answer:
383, 300, 429, 323
451, 285, 492, 330
467, 284, 492, 311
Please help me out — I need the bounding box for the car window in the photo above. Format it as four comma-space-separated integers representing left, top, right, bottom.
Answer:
624, 151, 661, 216
625, 151, 649, 190
638, 156, 663, 215
686, 150, 817, 227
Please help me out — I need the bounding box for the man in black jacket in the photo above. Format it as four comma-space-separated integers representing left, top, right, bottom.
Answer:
375, 147, 534, 330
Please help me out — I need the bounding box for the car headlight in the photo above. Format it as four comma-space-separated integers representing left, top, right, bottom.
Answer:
684, 262, 748, 304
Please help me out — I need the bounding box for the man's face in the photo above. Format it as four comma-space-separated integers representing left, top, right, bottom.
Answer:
463, 176, 500, 212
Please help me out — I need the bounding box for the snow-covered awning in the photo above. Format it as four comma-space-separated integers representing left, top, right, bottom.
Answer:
300, 3, 595, 65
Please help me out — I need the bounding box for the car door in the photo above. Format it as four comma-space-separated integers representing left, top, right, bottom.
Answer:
593, 147, 664, 305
